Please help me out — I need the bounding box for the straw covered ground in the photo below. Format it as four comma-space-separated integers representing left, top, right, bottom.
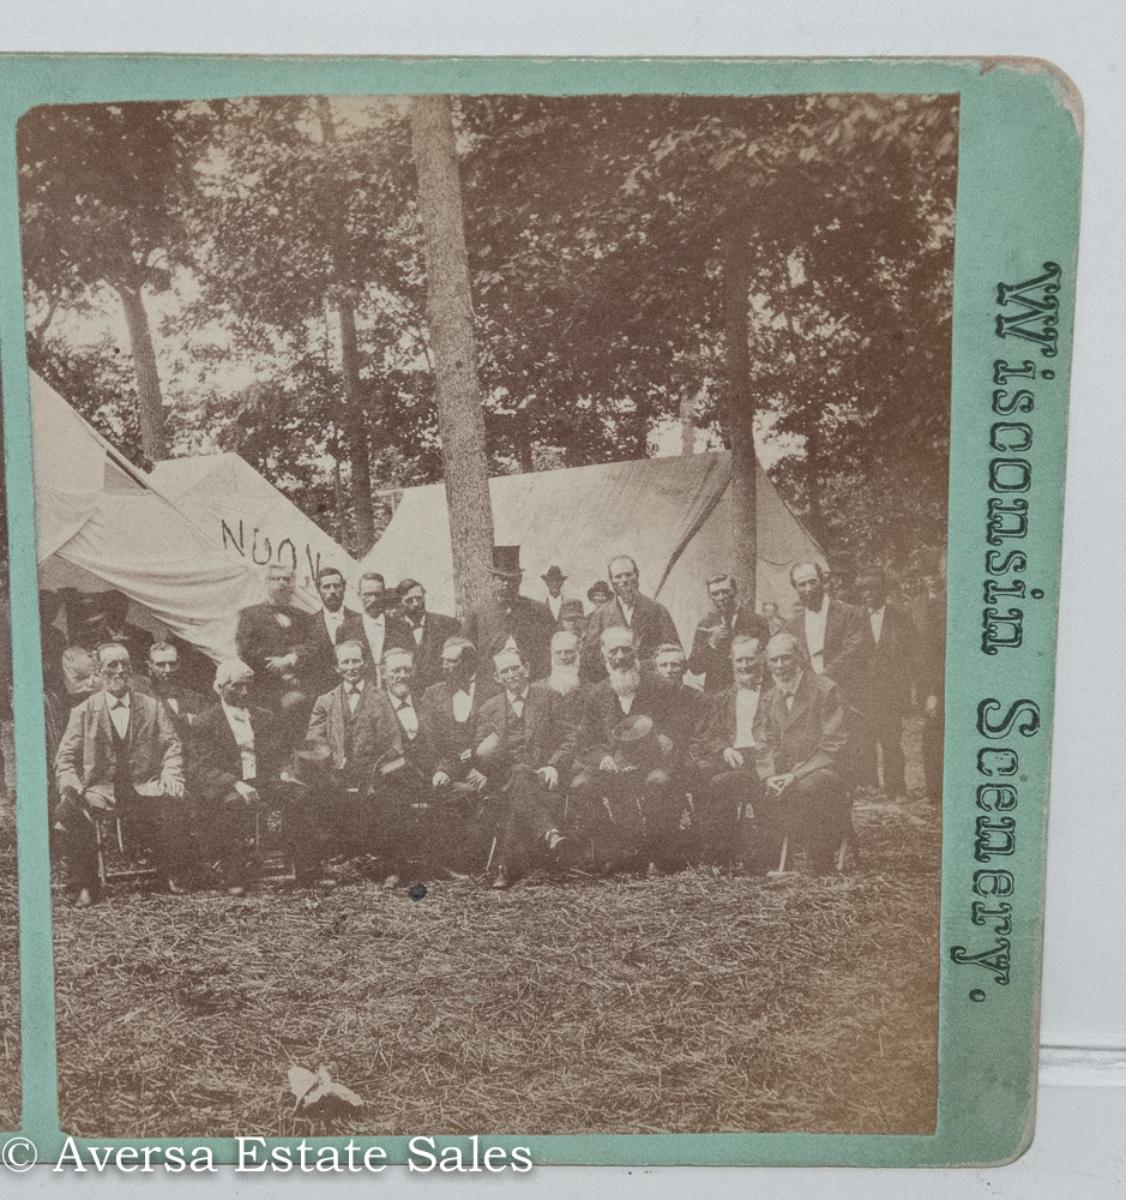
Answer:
0, 806, 19, 1131
53, 784, 941, 1140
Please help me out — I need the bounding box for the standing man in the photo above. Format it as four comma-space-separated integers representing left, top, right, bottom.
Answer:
911, 549, 947, 803
339, 573, 413, 688
54, 642, 187, 907
557, 599, 587, 642
308, 566, 358, 696
753, 633, 850, 875
687, 573, 770, 693
235, 563, 316, 714
397, 577, 461, 690
138, 641, 207, 743
785, 561, 869, 702
571, 627, 680, 875
462, 546, 555, 683
540, 566, 570, 624
475, 646, 575, 889
854, 567, 916, 800
580, 555, 682, 682
688, 635, 767, 869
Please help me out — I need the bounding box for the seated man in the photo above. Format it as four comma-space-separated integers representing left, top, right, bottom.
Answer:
54, 641, 187, 907
752, 632, 850, 875
571, 627, 679, 875
688, 634, 767, 869
474, 645, 575, 889
192, 659, 329, 893
366, 646, 440, 889
535, 629, 589, 725
305, 639, 395, 863
652, 642, 707, 760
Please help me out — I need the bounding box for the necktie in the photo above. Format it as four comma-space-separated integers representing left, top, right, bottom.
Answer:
397, 699, 418, 739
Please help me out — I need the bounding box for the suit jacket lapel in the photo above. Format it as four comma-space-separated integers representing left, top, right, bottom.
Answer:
784, 673, 813, 731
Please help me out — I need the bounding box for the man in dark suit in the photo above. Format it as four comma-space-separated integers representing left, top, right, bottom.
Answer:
854, 567, 916, 799
475, 645, 576, 889
192, 659, 327, 893
419, 637, 493, 788
306, 566, 359, 697
688, 634, 767, 868
135, 641, 207, 743
234, 563, 318, 717
397, 577, 461, 690
580, 555, 682, 682
571, 626, 680, 874
365, 645, 441, 888
752, 632, 850, 875
463, 546, 556, 683
688, 573, 771, 693
54, 642, 187, 907
785, 560, 870, 710
338, 573, 414, 689
652, 641, 707, 762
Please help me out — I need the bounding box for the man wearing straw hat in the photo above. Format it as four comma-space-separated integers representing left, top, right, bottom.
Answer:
462, 546, 555, 683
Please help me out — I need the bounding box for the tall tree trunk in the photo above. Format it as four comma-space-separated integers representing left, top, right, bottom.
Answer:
723, 229, 757, 600
680, 386, 702, 456
410, 94, 495, 618
115, 281, 167, 461
804, 402, 824, 542
337, 294, 376, 552
315, 97, 377, 552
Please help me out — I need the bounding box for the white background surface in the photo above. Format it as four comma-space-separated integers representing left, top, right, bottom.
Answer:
2, 0, 1124, 1192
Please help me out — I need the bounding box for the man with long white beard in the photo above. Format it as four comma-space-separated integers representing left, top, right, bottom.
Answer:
752, 632, 850, 874
536, 629, 588, 724
571, 627, 680, 875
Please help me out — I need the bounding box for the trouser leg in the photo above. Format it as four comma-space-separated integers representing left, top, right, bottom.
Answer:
875, 712, 907, 796
785, 769, 848, 874
56, 794, 98, 894
922, 705, 944, 802
700, 769, 758, 866
638, 768, 680, 869
497, 767, 560, 877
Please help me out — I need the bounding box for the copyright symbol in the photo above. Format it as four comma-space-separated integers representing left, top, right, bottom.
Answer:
1, 1136, 37, 1171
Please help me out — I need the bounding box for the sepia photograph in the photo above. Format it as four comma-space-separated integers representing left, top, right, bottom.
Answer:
17, 89, 954, 1139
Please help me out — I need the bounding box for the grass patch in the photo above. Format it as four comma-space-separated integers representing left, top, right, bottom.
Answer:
53, 789, 940, 1139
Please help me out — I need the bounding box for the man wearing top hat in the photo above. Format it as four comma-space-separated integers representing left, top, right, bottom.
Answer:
540, 565, 570, 624
462, 546, 555, 683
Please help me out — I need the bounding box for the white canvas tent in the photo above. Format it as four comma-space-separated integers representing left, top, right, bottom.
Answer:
148, 454, 356, 598
360, 451, 823, 645
31, 371, 264, 661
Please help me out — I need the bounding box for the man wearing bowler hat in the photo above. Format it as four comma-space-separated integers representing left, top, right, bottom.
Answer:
462, 546, 555, 683
540, 565, 570, 624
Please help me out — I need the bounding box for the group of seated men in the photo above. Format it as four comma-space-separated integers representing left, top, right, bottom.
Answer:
49, 543, 942, 907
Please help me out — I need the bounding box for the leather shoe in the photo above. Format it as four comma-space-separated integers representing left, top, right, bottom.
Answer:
490, 867, 513, 890
74, 888, 95, 909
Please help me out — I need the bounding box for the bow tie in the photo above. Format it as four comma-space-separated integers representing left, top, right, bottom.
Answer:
228, 708, 250, 721
347, 685, 363, 695
396, 699, 413, 710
